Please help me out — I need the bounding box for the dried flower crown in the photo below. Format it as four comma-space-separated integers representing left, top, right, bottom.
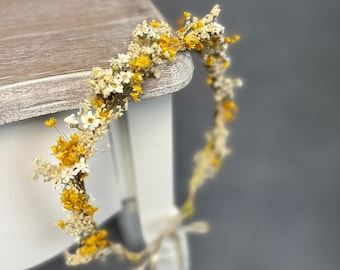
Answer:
33, 5, 242, 268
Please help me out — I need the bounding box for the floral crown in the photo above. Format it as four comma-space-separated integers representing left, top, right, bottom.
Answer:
33, 4, 242, 268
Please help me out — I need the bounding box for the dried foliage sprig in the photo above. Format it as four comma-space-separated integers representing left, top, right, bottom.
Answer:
32, 5, 242, 267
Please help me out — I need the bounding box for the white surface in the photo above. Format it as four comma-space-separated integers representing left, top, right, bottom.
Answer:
0, 95, 177, 269
0, 109, 121, 269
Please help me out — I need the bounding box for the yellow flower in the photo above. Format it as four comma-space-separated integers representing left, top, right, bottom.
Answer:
132, 72, 143, 84
86, 205, 98, 217
183, 35, 200, 50
192, 20, 204, 30
61, 189, 82, 212
223, 60, 230, 69
158, 35, 181, 60
130, 55, 151, 69
51, 134, 85, 167
78, 230, 109, 256
224, 34, 241, 44
132, 84, 143, 94
130, 92, 140, 102
158, 35, 170, 48
150, 20, 161, 28
45, 117, 57, 128
176, 25, 187, 34
206, 76, 213, 85
60, 189, 98, 216
211, 155, 221, 169
92, 98, 105, 109
222, 100, 238, 122
183, 11, 191, 19
206, 55, 215, 67
99, 109, 110, 120
57, 220, 66, 230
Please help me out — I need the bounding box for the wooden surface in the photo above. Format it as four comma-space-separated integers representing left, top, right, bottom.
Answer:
0, 0, 193, 125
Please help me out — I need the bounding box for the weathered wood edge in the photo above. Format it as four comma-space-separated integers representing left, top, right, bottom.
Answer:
0, 0, 194, 126
0, 52, 193, 126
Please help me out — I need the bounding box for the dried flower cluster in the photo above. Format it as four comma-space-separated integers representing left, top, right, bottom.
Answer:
32, 5, 241, 268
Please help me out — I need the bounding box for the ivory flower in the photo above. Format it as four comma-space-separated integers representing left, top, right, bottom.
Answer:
80, 111, 101, 131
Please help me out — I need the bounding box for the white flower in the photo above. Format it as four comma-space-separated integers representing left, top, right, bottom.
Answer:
141, 45, 155, 55
135, 29, 144, 37
206, 22, 224, 36
90, 67, 104, 79
102, 86, 112, 98
72, 157, 89, 176
56, 167, 76, 189
210, 4, 221, 17
117, 53, 130, 64
233, 78, 243, 87
80, 111, 101, 131
64, 114, 79, 126
109, 53, 130, 69
134, 21, 159, 39
61, 167, 74, 181
108, 79, 124, 93
145, 28, 159, 39
152, 68, 161, 79
117, 71, 134, 84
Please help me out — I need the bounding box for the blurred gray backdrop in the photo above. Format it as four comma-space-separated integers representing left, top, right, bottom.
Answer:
35, 0, 340, 269
153, 0, 340, 270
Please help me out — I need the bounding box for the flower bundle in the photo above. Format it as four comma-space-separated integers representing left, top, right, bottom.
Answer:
33, 5, 242, 267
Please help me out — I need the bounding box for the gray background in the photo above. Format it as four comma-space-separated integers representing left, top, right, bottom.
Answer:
34, 0, 340, 269
153, 0, 340, 269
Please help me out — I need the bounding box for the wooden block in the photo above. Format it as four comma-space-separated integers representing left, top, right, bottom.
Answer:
0, 0, 193, 125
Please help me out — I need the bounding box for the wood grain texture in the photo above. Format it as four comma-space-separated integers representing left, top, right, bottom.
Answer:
0, 0, 193, 125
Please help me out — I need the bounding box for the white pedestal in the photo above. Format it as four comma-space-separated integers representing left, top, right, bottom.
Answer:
0, 95, 179, 269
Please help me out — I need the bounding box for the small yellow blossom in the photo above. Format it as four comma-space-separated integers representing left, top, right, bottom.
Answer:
150, 20, 161, 28
211, 155, 221, 169
222, 100, 238, 122
183, 11, 191, 19
223, 60, 230, 69
206, 76, 213, 85
176, 25, 187, 33
61, 189, 98, 216
99, 109, 110, 120
132, 72, 143, 84
192, 20, 204, 30
158, 35, 181, 60
206, 55, 215, 67
132, 84, 143, 94
130, 55, 151, 69
130, 92, 140, 102
92, 98, 105, 109
51, 134, 85, 167
183, 35, 200, 50
225, 34, 241, 44
57, 220, 66, 230
85, 205, 98, 216
45, 117, 57, 128
78, 230, 109, 256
